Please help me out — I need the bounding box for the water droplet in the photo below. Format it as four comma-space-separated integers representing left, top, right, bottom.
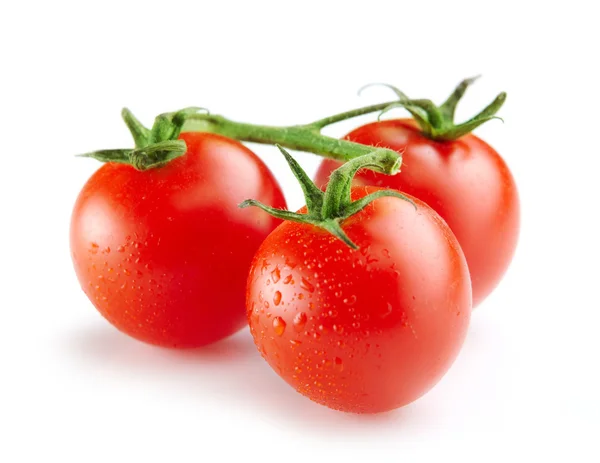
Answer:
382, 249, 391, 258
334, 357, 344, 371
260, 259, 270, 275
103, 246, 111, 254
273, 317, 286, 336
333, 324, 344, 335
123, 269, 131, 276
300, 277, 315, 293
117, 245, 125, 252
328, 309, 338, 318
263, 301, 270, 309
381, 302, 393, 318
352, 322, 361, 329
343, 295, 357, 305
293, 312, 307, 330
283, 274, 293, 284
298, 293, 304, 300
290, 339, 302, 347
273, 291, 282, 306
271, 267, 281, 283
312, 332, 321, 340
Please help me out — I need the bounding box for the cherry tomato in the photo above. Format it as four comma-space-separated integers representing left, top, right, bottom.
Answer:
71, 132, 286, 348
246, 187, 471, 413
314, 120, 519, 307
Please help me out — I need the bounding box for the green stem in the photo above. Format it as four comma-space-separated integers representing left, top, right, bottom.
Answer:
308, 102, 398, 130
80, 100, 404, 170
322, 149, 401, 218
240, 146, 413, 249
181, 101, 399, 162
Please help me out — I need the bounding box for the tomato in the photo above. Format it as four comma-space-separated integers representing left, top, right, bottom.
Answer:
71, 132, 286, 348
314, 119, 519, 307
246, 187, 471, 413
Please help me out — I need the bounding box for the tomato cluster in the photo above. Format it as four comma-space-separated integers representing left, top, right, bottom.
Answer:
71, 81, 518, 414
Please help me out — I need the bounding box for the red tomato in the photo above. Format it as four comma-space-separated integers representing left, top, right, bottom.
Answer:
314, 120, 519, 307
71, 132, 286, 348
246, 187, 471, 413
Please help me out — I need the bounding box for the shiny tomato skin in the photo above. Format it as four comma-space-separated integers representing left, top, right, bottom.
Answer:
71, 132, 286, 348
246, 187, 471, 414
314, 120, 520, 307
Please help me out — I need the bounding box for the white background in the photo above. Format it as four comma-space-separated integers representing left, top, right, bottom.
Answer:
1, 1, 599, 461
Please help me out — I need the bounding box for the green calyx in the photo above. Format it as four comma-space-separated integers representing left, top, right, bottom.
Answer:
366, 76, 506, 142
78, 107, 206, 170
240, 146, 414, 249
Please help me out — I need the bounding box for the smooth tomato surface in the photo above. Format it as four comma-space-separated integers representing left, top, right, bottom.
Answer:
71, 132, 286, 348
246, 187, 471, 413
314, 120, 520, 307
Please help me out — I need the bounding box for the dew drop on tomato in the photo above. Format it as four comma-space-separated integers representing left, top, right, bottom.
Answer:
300, 277, 315, 293
343, 295, 357, 306
293, 312, 307, 330
271, 267, 281, 283
273, 317, 286, 336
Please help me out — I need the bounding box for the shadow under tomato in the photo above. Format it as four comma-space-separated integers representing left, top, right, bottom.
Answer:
63, 323, 440, 435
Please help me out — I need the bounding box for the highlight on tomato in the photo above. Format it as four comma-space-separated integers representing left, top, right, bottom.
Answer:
314, 78, 519, 307
70, 108, 286, 348
242, 146, 472, 413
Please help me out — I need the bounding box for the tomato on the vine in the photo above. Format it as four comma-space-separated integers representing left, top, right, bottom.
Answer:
243, 148, 471, 413
315, 81, 519, 307
71, 129, 286, 348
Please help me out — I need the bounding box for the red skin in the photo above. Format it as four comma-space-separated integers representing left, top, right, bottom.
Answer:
246, 187, 471, 413
314, 120, 520, 307
70, 132, 286, 348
